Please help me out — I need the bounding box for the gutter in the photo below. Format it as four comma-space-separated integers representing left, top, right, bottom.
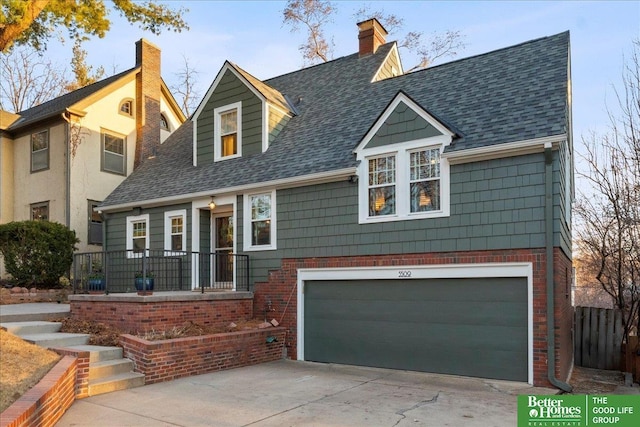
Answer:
544, 142, 572, 392
61, 112, 71, 227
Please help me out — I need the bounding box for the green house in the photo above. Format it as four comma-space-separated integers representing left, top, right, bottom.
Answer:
97, 19, 573, 389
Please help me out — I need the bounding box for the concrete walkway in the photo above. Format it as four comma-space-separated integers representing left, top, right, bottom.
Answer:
57, 359, 555, 427
0, 302, 69, 322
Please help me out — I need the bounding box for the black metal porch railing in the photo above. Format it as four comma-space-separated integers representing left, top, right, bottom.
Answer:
72, 250, 249, 294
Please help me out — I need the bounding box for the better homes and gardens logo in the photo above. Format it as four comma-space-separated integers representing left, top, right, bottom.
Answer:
518, 395, 640, 427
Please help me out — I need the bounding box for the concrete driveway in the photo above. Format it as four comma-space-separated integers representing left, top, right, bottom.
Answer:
57, 360, 555, 426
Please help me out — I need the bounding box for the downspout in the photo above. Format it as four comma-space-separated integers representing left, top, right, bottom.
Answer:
61, 112, 71, 228
545, 142, 572, 392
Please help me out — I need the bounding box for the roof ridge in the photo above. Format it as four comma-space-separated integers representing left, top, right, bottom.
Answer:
17, 66, 136, 116
405, 31, 570, 76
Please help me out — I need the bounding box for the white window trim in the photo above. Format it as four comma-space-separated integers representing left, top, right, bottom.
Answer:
357, 137, 450, 224
126, 214, 150, 258
243, 189, 277, 251
214, 101, 242, 161
164, 209, 187, 255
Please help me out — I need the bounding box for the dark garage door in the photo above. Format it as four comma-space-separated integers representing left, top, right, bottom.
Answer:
304, 278, 528, 382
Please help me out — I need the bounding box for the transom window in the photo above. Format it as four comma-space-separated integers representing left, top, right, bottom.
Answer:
243, 190, 277, 251
214, 102, 242, 161
31, 130, 49, 172
368, 156, 396, 216
31, 201, 49, 221
101, 130, 126, 175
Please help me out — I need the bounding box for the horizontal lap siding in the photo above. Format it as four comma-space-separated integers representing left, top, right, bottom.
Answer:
248, 153, 564, 284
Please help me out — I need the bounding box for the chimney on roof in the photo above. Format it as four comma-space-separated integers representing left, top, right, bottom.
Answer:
358, 18, 388, 57
134, 39, 161, 169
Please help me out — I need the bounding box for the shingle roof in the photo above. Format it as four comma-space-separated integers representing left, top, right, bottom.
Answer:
230, 62, 294, 114
6, 68, 136, 131
101, 32, 569, 209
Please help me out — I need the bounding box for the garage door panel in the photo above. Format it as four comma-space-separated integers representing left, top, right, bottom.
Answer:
304, 277, 528, 382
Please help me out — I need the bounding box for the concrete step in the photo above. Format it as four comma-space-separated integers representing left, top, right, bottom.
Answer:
65, 345, 123, 363
89, 359, 135, 381
0, 303, 70, 322
20, 332, 90, 348
0, 321, 62, 335
88, 372, 145, 396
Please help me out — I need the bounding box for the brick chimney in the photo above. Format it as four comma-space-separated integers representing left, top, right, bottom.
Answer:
357, 18, 388, 56
134, 39, 161, 169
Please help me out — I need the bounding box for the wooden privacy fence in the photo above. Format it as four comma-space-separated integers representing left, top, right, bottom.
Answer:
574, 306, 623, 370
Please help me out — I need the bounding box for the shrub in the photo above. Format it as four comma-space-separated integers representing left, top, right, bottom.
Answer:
0, 221, 78, 288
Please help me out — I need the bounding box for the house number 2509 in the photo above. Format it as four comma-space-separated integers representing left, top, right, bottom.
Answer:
398, 270, 412, 278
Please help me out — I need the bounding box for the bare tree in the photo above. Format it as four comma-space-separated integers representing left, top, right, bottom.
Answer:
283, 0, 336, 64
353, 6, 465, 71
575, 40, 640, 343
0, 47, 70, 112
282, 1, 465, 70
170, 55, 200, 117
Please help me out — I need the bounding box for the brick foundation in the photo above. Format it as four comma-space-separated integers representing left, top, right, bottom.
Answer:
120, 328, 286, 384
253, 248, 572, 388
0, 356, 76, 427
68, 293, 254, 334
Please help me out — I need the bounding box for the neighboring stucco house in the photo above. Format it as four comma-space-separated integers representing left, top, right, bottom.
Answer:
98, 20, 574, 388
0, 39, 185, 255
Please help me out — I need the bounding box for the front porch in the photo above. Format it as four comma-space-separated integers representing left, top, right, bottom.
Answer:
72, 250, 249, 294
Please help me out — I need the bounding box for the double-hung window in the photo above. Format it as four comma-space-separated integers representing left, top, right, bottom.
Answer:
214, 102, 242, 160
243, 190, 276, 250
88, 201, 103, 245
409, 148, 441, 212
31, 130, 49, 172
164, 210, 186, 254
368, 155, 396, 216
359, 143, 448, 223
102, 130, 126, 175
126, 214, 149, 258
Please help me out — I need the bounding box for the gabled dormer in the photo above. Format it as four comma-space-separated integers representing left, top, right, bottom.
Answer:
192, 62, 295, 166
354, 91, 456, 224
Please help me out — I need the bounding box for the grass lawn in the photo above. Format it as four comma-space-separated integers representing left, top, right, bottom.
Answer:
0, 329, 61, 412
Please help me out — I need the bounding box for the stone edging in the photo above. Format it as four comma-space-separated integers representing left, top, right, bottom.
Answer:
0, 356, 76, 427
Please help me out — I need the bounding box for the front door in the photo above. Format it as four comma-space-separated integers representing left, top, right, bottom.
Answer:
214, 215, 234, 287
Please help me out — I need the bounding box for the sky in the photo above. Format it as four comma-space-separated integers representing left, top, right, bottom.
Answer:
35, 1, 640, 164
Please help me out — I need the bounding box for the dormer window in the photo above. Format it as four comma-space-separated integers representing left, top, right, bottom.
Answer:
119, 99, 133, 117
160, 113, 169, 130
214, 102, 242, 161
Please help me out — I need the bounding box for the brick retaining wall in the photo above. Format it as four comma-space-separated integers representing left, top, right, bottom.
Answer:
0, 356, 76, 427
69, 292, 254, 334
120, 328, 286, 384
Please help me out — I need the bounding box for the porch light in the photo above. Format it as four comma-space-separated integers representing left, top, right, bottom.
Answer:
209, 196, 216, 211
